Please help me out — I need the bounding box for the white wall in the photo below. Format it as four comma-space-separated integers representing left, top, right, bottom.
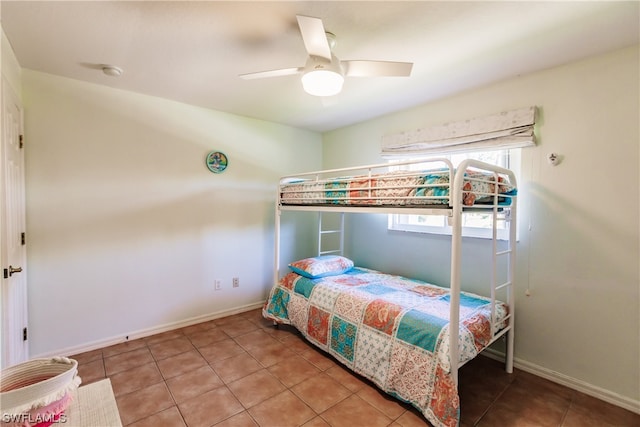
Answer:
22, 70, 322, 356
322, 46, 639, 407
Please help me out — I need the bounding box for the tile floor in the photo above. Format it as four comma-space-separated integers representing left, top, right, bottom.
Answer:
71, 309, 639, 427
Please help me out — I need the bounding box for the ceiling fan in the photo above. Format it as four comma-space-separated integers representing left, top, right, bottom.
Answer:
239, 15, 413, 97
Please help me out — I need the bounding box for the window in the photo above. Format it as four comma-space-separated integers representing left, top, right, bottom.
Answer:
388, 149, 519, 240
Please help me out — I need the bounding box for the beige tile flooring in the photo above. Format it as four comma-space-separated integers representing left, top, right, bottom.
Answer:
71, 309, 639, 427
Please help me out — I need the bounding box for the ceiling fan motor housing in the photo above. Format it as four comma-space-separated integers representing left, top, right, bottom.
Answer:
305, 54, 343, 75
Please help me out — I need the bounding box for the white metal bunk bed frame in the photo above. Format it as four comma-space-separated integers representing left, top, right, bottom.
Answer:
273, 158, 517, 387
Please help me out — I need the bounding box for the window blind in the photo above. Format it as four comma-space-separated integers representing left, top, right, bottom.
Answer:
381, 106, 536, 158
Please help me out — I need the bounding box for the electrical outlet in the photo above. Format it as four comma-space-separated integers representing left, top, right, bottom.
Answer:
214, 280, 221, 291
232, 277, 239, 288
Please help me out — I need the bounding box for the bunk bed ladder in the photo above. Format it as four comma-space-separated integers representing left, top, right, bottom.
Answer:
505, 206, 516, 374
450, 160, 518, 387
491, 203, 516, 375
318, 212, 345, 257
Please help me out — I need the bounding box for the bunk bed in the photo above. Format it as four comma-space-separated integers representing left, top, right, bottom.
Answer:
263, 158, 517, 427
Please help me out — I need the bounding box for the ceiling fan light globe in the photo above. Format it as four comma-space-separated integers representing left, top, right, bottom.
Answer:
302, 70, 344, 97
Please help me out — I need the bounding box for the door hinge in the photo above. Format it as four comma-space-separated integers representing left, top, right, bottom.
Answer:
21, 232, 26, 245
19, 135, 24, 149
23, 327, 28, 341
3, 268, 7, 279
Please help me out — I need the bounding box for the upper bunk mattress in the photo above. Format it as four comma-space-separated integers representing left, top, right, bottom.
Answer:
279, 168, 516, 207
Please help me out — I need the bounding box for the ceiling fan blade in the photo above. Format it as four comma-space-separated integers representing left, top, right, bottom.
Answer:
239, 67, 303, 80
343, 60, 413, 77
296, 15, 332, 60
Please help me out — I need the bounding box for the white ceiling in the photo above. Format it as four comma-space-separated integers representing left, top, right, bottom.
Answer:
1, 1, 638, 132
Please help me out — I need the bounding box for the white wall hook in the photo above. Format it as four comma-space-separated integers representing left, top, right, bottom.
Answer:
547, 152, 561, 166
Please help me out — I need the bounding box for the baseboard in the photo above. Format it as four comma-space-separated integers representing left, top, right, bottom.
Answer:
482, 348, 640, 415
32, 301, 265, 360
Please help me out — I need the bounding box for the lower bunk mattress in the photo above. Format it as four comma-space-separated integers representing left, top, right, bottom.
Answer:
262, 260, 509, 427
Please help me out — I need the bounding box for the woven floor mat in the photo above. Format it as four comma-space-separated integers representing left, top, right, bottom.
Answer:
64, 379, 122, 426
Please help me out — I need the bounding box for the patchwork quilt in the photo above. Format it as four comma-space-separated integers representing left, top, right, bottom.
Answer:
263, 268, 509, 427
279, 169, 516, 207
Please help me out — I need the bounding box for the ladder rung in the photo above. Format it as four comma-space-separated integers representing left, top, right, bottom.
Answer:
319, 250, 341, 255
320, 230, 342, 234
493, 314, 512, 333
495, 281, 512, 291
496, 250, 512, 256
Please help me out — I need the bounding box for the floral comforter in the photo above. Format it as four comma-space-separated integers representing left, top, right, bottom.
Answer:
263, 268, 508, 427
280, 169, 516, 207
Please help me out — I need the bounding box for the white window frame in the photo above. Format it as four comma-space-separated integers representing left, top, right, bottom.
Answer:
388, 149, 520, 240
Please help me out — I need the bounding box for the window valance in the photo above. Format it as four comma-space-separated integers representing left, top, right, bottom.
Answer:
381, 106, 537, 158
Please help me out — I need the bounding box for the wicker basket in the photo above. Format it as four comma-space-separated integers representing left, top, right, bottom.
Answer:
1, 357, 81, 427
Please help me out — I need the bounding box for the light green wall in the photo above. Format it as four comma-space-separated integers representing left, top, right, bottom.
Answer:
1, 28, 21, 100
323, 46, 640, 404
22, 70, 322, 356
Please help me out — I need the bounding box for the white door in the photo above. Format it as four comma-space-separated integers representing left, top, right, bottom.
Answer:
1, 77, 28, 368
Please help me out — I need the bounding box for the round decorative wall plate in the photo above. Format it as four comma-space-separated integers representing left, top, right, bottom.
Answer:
206, 151, 228, 173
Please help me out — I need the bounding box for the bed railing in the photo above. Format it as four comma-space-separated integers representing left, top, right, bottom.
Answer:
278, 157, 455, 207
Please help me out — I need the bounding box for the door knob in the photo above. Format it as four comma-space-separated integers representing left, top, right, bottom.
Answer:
8, 265, 22, 276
